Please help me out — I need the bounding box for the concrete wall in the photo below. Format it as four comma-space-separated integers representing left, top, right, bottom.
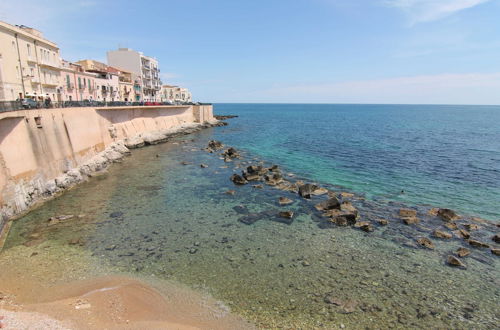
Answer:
0, 104, 213, 233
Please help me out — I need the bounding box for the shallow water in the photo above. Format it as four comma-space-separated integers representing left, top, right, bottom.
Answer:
3, 124, 499, 329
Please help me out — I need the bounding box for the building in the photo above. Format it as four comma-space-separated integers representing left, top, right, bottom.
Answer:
0, 21, 62, 101
76, 59, 120, 102
59, 60, 98, 101
160, 85, 192, 103
107, 48, 162, 102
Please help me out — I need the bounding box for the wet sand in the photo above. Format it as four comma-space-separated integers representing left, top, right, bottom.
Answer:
0, 243, 254, 330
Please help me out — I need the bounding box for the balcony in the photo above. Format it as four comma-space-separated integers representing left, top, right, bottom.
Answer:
39, 60, 61, 70
42, 81, 59, 87
27, 56, 37, 63
30, 76, 40, 84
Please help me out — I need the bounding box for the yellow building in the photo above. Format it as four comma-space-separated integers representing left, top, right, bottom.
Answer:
0, 21, 62, 101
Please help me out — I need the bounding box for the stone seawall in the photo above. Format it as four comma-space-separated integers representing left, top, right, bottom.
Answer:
0, 104, 215, 241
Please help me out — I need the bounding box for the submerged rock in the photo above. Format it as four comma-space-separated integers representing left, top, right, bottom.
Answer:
315, 197, 341, 211
247, 165, 267, 175
225, 190, 236, 195
340, 192, 355, 198
433, 229, 452, 239
463, 223, 481, 231
493, 234, 500, 244
456, 229, 471, 239
355, 221, 374, 232
264, 173, 283, 185
278, 211, 294, 219
377, 219, 389, 226
224, 147, 240, 159
416, 237, 435, 249
447, 255, 466, 268
444, 222, 458, 230
278, 197, 294, 206
330, 213, 357, 226
399, 208, 417, 218
230, 174, 248, 185
437, 208, 460, 221
233, 205, 248, 214
311, 187, 329, 196
208, 140, 224, 150
468, 240, 490, 249
456, 247, 471, 258
491, 248, 500, 256
340, 201, 358, 217
402, 216, 420, 225
400, 208, 419, 225
200, 164, 208, 168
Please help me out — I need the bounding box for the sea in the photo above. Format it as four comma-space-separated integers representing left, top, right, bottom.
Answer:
2, 104, 499, 329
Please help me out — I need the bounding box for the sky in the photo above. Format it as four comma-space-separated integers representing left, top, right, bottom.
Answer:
1, 0, 500, 104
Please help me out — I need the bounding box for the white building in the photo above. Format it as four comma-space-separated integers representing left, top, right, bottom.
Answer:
160, 85, 192, 103
106, 48, 161, 102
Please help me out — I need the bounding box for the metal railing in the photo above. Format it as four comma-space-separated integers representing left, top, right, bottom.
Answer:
0, 100, 211, 113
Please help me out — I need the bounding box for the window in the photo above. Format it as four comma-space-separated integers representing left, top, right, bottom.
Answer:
78, 77, 82, 89
66, 75, 70, 88
30, 68, 34, 76
88, 79, 91, 90
27, 44, 31, 56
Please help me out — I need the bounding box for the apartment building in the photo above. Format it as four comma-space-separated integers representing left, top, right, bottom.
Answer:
60, 60, 97, 101
107, 48, 162, 102
76, 59, 120, 101
0, 20, 62, 101
160, 85, 192, 103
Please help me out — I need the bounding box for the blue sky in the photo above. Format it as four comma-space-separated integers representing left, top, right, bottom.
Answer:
1, 0, 500, 104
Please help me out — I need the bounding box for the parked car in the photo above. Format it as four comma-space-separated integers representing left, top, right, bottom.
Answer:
20, 98, 39, 109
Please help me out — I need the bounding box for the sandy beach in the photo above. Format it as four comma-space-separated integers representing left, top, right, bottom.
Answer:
0, 242, 254, 330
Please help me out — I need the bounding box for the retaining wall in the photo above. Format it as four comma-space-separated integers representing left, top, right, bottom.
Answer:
0, 104, 213, 238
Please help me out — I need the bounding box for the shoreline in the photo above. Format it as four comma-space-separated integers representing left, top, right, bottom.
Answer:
0, 242, 254, 330
0, 120, 225, 251
1, 117, 498, 329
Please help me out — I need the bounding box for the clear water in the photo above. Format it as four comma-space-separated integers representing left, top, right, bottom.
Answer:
2, 106, 500, 329
214, 104, 500, 221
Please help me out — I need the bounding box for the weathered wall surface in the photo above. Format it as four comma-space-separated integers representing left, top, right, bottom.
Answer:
0, 104, 214, 235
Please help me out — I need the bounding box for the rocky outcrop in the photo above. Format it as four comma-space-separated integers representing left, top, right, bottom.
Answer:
230, 174, 248, 185
315, 197, 340, 211
298, 184, 318, 199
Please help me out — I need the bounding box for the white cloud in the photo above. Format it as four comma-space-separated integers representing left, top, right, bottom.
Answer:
385, 0, 491, 24
250, 73, 500, 104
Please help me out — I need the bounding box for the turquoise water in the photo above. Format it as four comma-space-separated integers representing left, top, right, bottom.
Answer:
213, 104, 500, 221
2, 110, 500, 329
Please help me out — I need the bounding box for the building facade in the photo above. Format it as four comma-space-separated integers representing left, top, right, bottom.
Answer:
0, 21, 62, 101
60, 60, 97, 101
160, 85, 192, 103
75, 59, 120, 102
107, 48, 162, 102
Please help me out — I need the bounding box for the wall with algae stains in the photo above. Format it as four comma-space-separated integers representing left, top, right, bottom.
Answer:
0, 105, 213, 237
